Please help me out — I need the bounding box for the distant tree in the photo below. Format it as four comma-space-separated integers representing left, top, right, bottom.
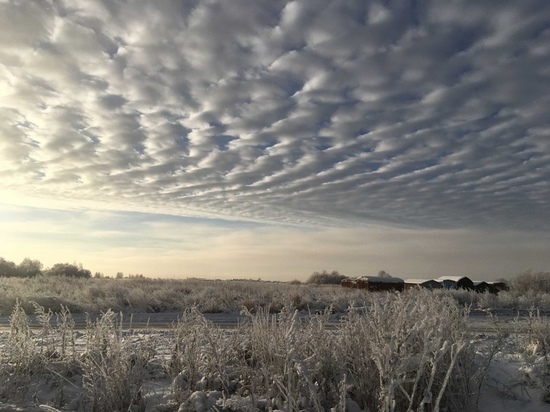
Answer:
94, 272, 104, 278
306, 270, 346, 285
46, 263, 92, 278
0, 257, 18, 277
18, 258, 43, 277
116, 272, 124, 279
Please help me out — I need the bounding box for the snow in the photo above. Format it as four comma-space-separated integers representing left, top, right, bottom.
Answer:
0, 311, 548, 411
478, 356, 549, 411
403, 278, 440, 284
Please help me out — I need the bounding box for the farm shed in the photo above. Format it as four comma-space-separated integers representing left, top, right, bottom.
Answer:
340, 278, 358, 288
438, 279, 457, 289
356, 276, 405, 292
436, 276, 474, 290
473, 281, 491, 293
403, 279, 442, 290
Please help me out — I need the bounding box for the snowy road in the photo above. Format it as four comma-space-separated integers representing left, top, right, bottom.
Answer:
0, 309, 542, 334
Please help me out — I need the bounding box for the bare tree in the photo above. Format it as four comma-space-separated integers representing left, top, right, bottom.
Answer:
18, 258, 43, 277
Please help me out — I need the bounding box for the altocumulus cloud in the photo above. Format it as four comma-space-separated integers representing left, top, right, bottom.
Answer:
1, 0, 549, 230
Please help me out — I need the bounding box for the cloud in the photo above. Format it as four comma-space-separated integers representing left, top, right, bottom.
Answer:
1, 0, 549, 231
2, 203, 549, 280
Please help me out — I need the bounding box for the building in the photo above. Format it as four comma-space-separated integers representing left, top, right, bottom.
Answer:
403, 279, 442, 291
436, 276, 474, 290
473, 281, 491, 293
340, 278, 358, 288
355, 276, 405, 292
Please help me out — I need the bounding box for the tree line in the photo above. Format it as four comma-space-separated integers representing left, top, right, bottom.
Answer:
0, 257, 92, 278
304, 270, 391, 285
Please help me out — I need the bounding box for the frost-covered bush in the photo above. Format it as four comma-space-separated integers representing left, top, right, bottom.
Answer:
0, 304, 158, 410
515, 310, 550, 403
509, 271, 550, 294
476, 291, 499, 310
170, 306, 345, 410
5, 272, 550, 316
166, 292, 480, 412
0, 300, 40, 399
339, 291, 479, 412
0, 276, 375, 315
80, 310, 153, 412
0, 301, 79, 405
236, 306, 345, 411
0, 293, 496, 411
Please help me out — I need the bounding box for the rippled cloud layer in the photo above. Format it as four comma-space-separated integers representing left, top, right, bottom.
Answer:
1, 0, 549, 229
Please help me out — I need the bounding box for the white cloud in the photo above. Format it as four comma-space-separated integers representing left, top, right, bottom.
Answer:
0, 0, 549, 232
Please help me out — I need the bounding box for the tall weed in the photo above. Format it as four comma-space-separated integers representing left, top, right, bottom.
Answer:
0, 291, 498, 411
80, 310, 153, 412
340, 292, 477, 412
519, 310, 550, 403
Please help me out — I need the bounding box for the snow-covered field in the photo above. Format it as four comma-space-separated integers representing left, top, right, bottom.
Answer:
474, 334, 549, 412
1, 331, 548, 412
0, 293, 549, 411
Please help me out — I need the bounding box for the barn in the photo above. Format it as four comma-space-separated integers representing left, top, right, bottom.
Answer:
340, 278, 358, 288
438, 279, 457, 289
355, 276, 405, 292
436, 276, 474, 290
473, 281, 491, 293
403, 279, 442, 291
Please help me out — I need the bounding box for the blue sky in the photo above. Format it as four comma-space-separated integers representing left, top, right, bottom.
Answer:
1, 0, 549, 280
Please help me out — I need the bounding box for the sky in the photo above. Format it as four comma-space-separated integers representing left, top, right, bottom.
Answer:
1, 0, 549, 281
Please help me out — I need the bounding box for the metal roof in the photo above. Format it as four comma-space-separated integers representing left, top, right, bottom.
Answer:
404, 278, 439, 284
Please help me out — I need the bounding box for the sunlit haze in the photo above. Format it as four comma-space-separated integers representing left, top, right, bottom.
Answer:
1, 1, 549, 280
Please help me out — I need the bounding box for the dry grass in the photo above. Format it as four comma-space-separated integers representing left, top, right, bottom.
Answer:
2, 276, 550, 410
0, 290, 499, 411
0, 276, 370, 315
3, 275, 550, 319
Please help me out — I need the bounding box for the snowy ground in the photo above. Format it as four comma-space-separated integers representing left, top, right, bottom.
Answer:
0, 310, 548, 411
474, 334, 549, 412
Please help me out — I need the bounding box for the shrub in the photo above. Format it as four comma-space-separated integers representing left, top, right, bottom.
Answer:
509, 270, 550, 294
167, 292, 482, 412
0, 257, 44, 278
0, 292, 498, 410
80, 310, 151, 411
306, 270, 346, 285
0, 300, 45, 401
0, 257, 18, 277
17, 258, 43, 277
46, 263, 92, 278
340, 291, 480, 412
